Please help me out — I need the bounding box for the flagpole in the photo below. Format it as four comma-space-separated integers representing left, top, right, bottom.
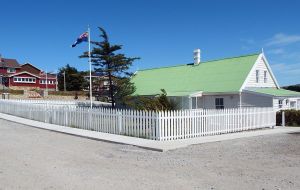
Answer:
88, 25, 93, 108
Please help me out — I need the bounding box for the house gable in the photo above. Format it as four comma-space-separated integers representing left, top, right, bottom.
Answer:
20, 63, 41, 75
9, 71, 40, 78
241, 53, 279, 90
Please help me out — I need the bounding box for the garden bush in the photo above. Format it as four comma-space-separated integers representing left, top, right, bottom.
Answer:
48, 91, 86, 96
276, 110, 300, 127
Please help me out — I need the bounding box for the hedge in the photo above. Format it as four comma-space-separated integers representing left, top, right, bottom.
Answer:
48, 91, 87, 96
276, 110, 300, 127
0, 89, 24, 95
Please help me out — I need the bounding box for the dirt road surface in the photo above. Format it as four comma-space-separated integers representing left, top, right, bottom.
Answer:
0, 119, 299, 190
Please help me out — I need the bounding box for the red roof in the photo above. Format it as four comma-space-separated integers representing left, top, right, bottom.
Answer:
0, 58, 21, 68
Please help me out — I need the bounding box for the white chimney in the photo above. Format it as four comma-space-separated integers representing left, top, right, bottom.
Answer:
193, 49, 201, 65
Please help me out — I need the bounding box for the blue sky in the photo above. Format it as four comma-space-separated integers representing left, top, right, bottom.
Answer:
0, 0, 299, 86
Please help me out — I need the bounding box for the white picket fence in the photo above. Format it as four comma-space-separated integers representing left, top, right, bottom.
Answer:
3, 99, 111, 108
0, 100, 276, 141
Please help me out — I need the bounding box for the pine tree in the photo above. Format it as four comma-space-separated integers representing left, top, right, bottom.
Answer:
80, 27, 139, 108
57, 64, 85, 91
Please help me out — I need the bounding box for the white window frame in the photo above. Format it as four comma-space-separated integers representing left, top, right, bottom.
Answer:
13, 77, 36, 83
256, 70, 259, 83
215, 98, 224, 109
40, 80, 55, 84
278, 100, 283, 109
290, 101, 296, 109
264, 71, 267, 83
191, 97, 197, 109
7, 68, 16, 73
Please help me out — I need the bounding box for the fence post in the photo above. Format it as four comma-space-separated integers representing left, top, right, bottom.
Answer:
118, 111, 122, 134
156, 112, 161, 141
282, 111, 285, 127
44, 104, 48, 123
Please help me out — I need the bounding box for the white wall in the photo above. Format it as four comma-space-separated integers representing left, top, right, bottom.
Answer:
202, 94, 240, 109
273, 97, 300, 110
170, 93, 300, 110
245, 56, 277, 88
242, 92, 273, 108
169, 95, 239, 109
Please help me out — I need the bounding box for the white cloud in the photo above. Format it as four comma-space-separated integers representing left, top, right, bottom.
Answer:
266, 33, 300, 46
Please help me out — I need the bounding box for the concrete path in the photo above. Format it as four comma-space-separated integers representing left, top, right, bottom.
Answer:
0, 112, 299, 151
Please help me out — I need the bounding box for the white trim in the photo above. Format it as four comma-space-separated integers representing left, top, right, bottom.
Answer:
242, 89, 274, 98
261, 53, 280, 88
240, 54, 262, 91
189, 91, 203, 97
203, 92, 239, 96
7, 68, 16, 73
215, 97, 224, 109
40, 79, 55, 84
9, 71, 40, 78
13, 76, 36, 84
239, 53, 280, 92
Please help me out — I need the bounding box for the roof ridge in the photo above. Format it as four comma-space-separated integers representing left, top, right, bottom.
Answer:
201, 52, 260, 64
138, 52, 261, 72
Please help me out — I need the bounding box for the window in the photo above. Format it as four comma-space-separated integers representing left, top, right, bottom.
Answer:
191, 97, 197, 109
13, 77, 36, 83
7, 68, 16, 73
256, 70, 259, 83
278, 100, 283, 108
264, 71, 267, 83
290, 101, 296, 109
40, 80, 55, 84
215, 98, 224, 109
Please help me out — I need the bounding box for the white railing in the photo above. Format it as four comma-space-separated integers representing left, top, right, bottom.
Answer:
0, 100, 276, 141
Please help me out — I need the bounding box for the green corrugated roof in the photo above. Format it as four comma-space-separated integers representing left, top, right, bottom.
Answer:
250, 88, 300, 97
132, 53, 260, 96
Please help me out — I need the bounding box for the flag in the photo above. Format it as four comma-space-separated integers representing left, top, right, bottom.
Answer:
71, 32, 88, 47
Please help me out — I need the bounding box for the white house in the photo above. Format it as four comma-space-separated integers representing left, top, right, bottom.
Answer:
131, 50, 300, 110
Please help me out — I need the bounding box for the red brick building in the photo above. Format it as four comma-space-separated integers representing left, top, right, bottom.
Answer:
0, 56, 57, 91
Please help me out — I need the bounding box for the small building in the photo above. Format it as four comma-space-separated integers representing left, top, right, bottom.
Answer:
0, 56, 57, 91
131, 50, 300, 110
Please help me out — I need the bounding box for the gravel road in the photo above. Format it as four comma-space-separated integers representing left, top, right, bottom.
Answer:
0, 119, 299, 190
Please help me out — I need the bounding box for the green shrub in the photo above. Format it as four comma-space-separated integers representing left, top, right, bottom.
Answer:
4, 89, 24, 95
276, 110, 300, 127
48, 91, 86, 96
129, 89, 178, 111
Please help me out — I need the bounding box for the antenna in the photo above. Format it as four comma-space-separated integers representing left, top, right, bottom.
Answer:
261, 48, 264, 54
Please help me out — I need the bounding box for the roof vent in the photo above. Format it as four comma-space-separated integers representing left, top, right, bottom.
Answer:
193, 49, 201, 65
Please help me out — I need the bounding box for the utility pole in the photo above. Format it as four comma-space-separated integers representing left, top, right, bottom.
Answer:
45, 70, 48, 93
55, 72, 58, 91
